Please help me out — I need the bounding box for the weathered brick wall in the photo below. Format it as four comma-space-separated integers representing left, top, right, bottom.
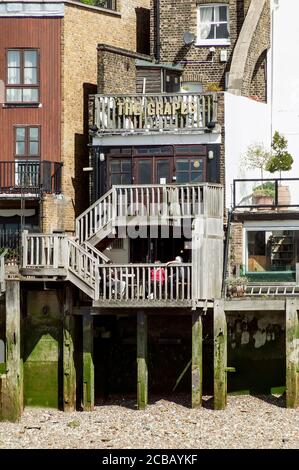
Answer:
241, 0, 270, 100
60, 0, 150, 232
150, 0, 269, 98
150, 0, 238, 91
229, 222, 244, 275
42, 194, 73, 233
97, 46, 149, 94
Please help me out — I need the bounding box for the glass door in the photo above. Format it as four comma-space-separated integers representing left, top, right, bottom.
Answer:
134, 157, 172, 185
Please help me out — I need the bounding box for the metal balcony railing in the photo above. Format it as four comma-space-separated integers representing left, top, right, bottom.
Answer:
233, 178, 299, 210
0, 161, 62, 195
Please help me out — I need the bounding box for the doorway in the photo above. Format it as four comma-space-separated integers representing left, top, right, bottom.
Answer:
134, 157, 173, 185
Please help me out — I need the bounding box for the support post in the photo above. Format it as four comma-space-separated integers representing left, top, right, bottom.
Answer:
214, 299, 227, 410
83, 313, 94, 411
192, 310, 202, 408
286, 298, 299, 408
1, 281, 22, 421
63, 285, 76, 412
137, 311, 148, 410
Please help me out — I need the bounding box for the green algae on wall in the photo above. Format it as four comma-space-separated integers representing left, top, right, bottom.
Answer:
23, 291, 63, 409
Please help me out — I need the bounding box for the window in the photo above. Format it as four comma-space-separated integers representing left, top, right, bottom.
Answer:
176, 158, 205, 183
14, 126, 40, 157
109, 159, 132, 185
6, 49, 39, 103
197, 4, 230, 45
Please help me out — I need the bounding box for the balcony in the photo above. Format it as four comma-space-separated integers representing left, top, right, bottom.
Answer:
92, 93, 218, 135
0, 161, 62, 197
233, 178, 299, 211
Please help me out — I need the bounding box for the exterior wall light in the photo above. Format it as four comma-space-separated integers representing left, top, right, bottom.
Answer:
208, 150, 214, 160
100, 153, 105, 162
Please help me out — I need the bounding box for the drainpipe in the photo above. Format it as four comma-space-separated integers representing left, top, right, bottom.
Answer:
155, 0, 161, 63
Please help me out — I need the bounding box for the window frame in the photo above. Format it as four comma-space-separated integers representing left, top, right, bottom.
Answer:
6, 48, 40, 104
14, 125, 41, 158
196, 3, 230, 46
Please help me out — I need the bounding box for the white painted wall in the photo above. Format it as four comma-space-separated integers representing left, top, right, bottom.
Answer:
224, 92, 271, 208
271, 0, 299, 172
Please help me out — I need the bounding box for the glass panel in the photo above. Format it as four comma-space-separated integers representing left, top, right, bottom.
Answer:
110, 161, 121, 173
24, 50, 37, 67
176, 160, 189, 171
29, 127, 39, 141
122, 173, 131, 184
29, 141, 39, 156
216, 23, 229, 39
22, 88, 38, 102
157, 160, 170, 183
111, 174, 121, 185
207, 24, 216, 40
7, 50, 20, 67
16, 142, 25, 155
218, 6, 228, 22
190, 171, 203, 183
16, 127, 26, 140
176, 172, 189, 184
121, 161, 131, 173
6, 88, 22, 102
7, 68, 20, 84
138, 160, 152, 184
24, 68, 37, 85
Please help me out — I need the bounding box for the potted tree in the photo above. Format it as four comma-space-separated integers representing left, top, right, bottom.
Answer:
266, 131, 294, 207
225, 276, 248, 298
243, 143, 273, 206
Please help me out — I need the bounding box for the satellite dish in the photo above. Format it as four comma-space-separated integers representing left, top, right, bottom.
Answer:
183, 32, 195, 45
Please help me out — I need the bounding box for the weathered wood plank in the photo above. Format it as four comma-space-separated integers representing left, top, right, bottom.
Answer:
286, 298, 299, 408
192, 311, 202, 408
63, 285, 76, 412
1, 281, 22, 421
225, 299, 286, 311
214, 299, 227, 410
137, 311, 148, 410
82, 314, 94, 411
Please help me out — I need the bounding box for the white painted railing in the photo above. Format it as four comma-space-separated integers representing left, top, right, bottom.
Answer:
76, 184, 223, 244
98, 263, 192, 303
22, 231, 67, 268
94, 93, 217, 133
82, 241, 110, 264
67, 238, 100, 300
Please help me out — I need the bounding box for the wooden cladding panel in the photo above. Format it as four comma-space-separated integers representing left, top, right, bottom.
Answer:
0, 18, 61, 163
136, 67, 162, 93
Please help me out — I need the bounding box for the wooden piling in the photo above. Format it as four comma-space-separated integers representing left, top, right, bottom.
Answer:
192, 310, 202, 408
286, 298, 299, 408
1, 281, 22, 421
82, 313, 94, 411
63, 285, 76, 412
137, 311, 148, 410
214, 299, 227, 410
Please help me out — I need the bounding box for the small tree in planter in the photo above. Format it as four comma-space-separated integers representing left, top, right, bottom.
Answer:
243, 143, 273, 205
225, 276, 248, 298
266, 131, 294, 206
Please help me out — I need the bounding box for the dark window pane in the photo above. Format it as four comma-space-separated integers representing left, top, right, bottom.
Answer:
207, 24, 216, 40
110, 161, 121, 173
157, 160, 170, 183
176, 160, 189, 171
176, 172, 189, 184
190, 171, 203, 182
218, 6, 228, 21
111, 174, 121, 185
216, 23, 229, 39
138, 160, 152, 184
122, 161, 131, 173
122, 174, 131, 184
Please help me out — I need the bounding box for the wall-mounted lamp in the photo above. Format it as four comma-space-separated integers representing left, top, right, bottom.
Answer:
208, 150, 214, 160
99, 152, 105, 162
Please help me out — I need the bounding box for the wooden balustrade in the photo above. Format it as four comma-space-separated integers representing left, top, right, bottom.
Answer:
22, 231, 67, 268
76, 183, 223, 244
94, 93, 217, 133
98, 263, 192, 304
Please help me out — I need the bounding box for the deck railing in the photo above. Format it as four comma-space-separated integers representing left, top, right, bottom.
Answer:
0, 161, 62, 195
76, 183, 223, 244
22, 231, 67, 268
233, 178, 299, 210
93, 93, 218, 134
98, 263, 192, 304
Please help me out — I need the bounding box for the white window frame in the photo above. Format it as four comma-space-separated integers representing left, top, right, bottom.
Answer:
196, 3, 230, 46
